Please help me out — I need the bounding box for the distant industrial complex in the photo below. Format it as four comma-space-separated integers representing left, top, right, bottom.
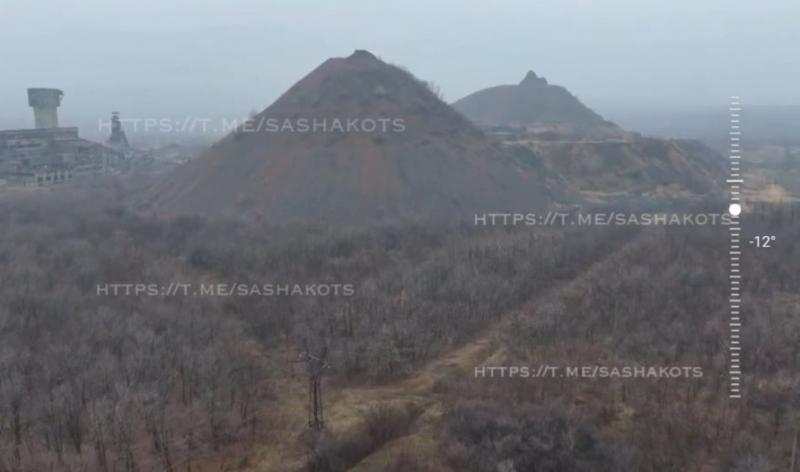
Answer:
0, 88, 137, 186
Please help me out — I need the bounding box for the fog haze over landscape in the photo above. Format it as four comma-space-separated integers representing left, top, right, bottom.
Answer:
1, 0, 799, 134
2, 3, 800, 470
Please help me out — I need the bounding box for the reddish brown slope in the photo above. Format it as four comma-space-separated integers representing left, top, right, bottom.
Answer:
153, 51, 563, 223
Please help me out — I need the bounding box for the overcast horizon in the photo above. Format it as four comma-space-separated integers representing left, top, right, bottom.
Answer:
1, 0, 798, 133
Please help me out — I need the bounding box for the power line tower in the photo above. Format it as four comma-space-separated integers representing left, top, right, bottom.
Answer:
302, 342, 329, 430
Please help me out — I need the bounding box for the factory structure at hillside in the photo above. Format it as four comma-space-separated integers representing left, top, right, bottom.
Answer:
0, 88, 134, 186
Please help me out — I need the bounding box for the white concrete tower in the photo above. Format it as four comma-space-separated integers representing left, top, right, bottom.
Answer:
27, 88, 64, 129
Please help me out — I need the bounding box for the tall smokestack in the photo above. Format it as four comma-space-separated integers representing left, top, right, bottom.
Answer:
27, 88, 64, 129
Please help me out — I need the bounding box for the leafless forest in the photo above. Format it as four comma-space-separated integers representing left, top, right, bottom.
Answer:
0, 182, 797, 471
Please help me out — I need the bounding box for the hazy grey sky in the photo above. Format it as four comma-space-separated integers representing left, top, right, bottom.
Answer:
1, 0, 798, 132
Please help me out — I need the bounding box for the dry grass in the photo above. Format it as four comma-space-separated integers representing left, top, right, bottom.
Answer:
237, 234, 646, 471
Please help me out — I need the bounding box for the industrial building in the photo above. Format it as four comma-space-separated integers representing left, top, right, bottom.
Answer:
0, 88, 124, 186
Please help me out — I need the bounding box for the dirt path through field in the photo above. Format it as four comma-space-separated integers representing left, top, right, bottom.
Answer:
247, 231, 647, 471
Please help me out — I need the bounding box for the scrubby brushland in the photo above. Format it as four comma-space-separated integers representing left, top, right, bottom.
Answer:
429, 205, 800, 472
1, 184, 797, 471
0, 184, 634, 471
